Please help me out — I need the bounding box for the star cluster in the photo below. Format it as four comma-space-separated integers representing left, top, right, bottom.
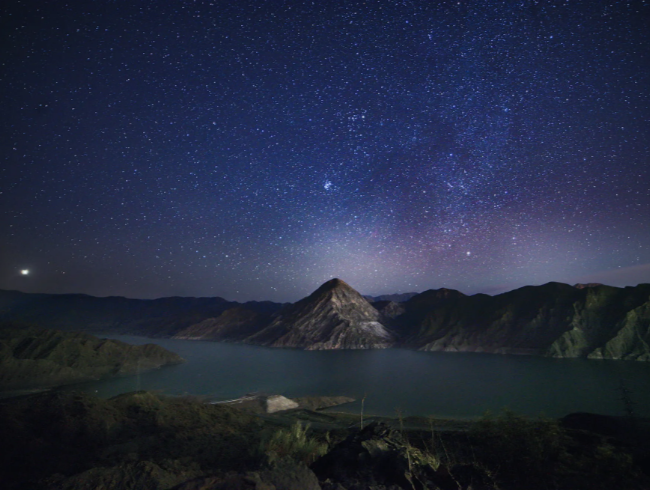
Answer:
1, 0, 649, 302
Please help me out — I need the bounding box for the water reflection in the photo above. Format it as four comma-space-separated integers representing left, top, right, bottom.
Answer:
59, 335, 650, 418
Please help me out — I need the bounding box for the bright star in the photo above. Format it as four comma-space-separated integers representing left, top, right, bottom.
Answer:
324, 180, 333, 191
21, 269, 29, 275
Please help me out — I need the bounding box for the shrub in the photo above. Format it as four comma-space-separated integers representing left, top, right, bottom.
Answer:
260, 421, 328, 466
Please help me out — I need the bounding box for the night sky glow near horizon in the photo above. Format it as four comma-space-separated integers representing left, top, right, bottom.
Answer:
1, 0, 649, 303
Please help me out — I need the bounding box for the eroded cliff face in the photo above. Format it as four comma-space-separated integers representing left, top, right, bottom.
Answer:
586, 302, 650, 361
396, 283, 650, 360
546, 285, 650, 359
246, 278, 395, 349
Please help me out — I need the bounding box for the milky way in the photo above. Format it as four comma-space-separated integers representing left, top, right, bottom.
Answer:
1, 0, 649, 302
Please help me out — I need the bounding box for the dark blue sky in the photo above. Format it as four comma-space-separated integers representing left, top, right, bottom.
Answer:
1, 0, 649, 302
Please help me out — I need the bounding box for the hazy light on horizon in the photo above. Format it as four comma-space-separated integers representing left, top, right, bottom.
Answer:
0, 0, 648, 302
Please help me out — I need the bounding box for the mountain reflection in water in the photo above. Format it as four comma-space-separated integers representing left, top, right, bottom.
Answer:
59, 335, 650, 419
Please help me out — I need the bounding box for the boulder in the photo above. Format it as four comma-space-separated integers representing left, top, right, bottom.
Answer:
311, 422, 442, 489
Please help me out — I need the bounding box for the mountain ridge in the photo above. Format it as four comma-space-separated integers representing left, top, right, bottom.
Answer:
2, 280, 650, 360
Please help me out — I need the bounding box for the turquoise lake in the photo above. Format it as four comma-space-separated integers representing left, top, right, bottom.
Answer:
61, 335, 650, 419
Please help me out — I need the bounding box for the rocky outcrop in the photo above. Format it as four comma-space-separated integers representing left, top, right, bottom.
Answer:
0, 325, 184, 391
311, 422, 449, 489
245, 279, 395, 349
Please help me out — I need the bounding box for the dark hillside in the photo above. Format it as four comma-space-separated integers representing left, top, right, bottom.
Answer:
1, 391, 649, 489
397, 283, 650, 359
0, 324, 183, 391
0, 289, 283, 337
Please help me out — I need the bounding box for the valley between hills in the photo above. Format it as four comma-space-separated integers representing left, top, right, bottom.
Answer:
2, 278, 650, 361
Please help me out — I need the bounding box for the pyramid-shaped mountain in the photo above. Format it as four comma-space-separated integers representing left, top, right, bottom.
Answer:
246, 278, 395, 350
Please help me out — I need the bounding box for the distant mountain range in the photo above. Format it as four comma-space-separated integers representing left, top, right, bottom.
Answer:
363, 292, 419, 303
1, 279, 649, 360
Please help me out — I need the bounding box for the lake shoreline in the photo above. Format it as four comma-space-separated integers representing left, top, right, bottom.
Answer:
35, 333, 650, 419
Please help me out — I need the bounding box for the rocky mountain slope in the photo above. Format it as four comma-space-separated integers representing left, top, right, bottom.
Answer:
0, 324, 184, 391
1, 280, 649, 360
396, 282, 650, 360
246, 278, 395, 349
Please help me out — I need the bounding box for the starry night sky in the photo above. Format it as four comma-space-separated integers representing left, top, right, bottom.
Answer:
1, 0, 649, 302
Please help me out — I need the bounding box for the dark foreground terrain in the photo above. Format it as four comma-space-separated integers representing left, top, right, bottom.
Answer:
1, 390, 649, 490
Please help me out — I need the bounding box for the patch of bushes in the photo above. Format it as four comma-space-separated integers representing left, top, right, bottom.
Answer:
259, 421, 328, 466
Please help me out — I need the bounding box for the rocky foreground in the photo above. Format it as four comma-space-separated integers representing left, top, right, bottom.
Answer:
2, 279, 650, 359
0, 390, 649, 490
0, 324, 184, 391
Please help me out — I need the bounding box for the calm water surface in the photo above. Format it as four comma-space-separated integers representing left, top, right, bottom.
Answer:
62, 335, 650, 418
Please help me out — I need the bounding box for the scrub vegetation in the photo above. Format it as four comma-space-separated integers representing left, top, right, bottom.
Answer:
259, 421, 329, 466
1, 391, 649, 489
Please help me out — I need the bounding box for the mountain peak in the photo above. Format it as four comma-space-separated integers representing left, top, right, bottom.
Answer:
247, 278, 394, 349
309, 278, 357, 299
318, 278, 350, 291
